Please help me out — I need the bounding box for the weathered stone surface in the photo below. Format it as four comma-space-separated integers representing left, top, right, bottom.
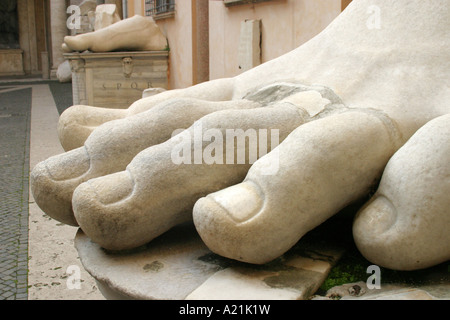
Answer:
94, 4, 121, 31
353, 114, 450, 270
64, 51, 169, 110
78, 0, 97, 16
142, 87, 166, 98
341, 287, 441, 300
74, 222, 344, 300
72, 103, 306, 250
0, 49, 25, 76
32, 98, 261, 226
313, 282, 448, 300
63, 15, 167, 53
237, 19, 261, 72
56, 60, 72, 83
31, 0, 449, 282
194, 110, 399, 264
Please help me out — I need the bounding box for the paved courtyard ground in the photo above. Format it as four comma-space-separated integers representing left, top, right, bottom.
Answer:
0, 78, 104, 300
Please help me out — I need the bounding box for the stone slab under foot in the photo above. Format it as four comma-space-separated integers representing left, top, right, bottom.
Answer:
75, 222, 345, 300
312, 281, 450, 300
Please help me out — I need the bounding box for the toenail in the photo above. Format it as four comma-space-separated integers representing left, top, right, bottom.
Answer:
209, 181, 264, 223
44, 147, 90, 181
82, 171, 134, 205
356, 195, 397, 234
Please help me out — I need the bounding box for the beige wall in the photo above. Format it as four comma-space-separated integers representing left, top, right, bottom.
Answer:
127, 0, 341, 89
209, 0, 341, 80
155, 1, 194, 89
128, 0, 194, 89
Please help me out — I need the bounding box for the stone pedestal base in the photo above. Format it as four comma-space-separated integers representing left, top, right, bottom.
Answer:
75, 221, 345, 300
0, 49, 25, 76
65, 51, 169, 109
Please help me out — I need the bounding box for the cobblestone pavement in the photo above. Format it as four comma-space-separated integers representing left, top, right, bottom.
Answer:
0, 80, 72, 300
0, 86, 32, 300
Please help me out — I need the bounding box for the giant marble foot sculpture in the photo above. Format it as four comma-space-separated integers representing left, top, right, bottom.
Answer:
193, 109, 403, 264
62, 15, 167, 53
58, 78, 236, 151
72, 103, 308, 250
32, 98, 261, 225
31, 0, 449, 271
194, 112, 450, 270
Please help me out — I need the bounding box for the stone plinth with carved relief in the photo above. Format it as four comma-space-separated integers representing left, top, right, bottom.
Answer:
65, 51, 169, 109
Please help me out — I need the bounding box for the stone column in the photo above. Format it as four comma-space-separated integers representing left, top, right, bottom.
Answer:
17, 0, 37, 74
50, 0, 69, 79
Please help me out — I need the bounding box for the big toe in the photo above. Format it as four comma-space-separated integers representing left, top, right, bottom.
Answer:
193, 181, 273, 264
353, 115, 450, 271
64, 35, 87, 52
